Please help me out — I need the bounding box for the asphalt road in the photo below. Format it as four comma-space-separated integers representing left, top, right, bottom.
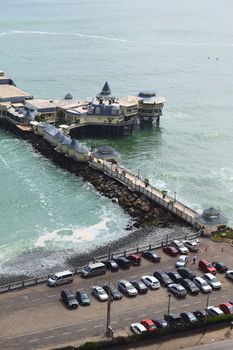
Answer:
1, 238, 233, 350
185, 339, 233, 350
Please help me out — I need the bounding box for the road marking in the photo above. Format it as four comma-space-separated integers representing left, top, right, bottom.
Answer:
154, 310, 161, 313
166, 266, 173, 270
111, 321, 117, 324
194, 301, 201, 304
32, 298, 41, 302
76, 328, 87, 332
124, 317, 133, 321
182, 304, 190, 307
210, 297, 217, 300
28, 339, 38, 343
47, 294, 57, 298
212, 255, 220, 258
170, 307, 176, 311
222, 295, 230, 298
138, 313, 147, 318
129, 275, 138, 279
94, 325, 103, 328
45, 335, 55, 339
62, 331, 72, 336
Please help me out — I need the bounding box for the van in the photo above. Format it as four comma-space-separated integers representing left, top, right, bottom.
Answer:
198, 259, 216, 275
47, 270, 74, 286
81, 262, 107, 278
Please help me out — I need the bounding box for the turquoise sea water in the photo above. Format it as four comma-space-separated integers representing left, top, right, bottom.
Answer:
0, 0, 233, 275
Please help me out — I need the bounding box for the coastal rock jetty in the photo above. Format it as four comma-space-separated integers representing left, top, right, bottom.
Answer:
30, 133, 180, 229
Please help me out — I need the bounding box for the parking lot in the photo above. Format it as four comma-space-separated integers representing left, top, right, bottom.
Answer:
0, 237, 233, 350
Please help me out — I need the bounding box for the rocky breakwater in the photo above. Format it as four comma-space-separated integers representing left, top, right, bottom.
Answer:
29, 134, 187, 229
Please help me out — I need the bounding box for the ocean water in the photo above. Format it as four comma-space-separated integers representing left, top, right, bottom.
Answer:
0, 0, 233, 275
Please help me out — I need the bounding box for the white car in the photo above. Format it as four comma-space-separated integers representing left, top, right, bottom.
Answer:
130, 322, 147, 335
203, 273, 222, 290
182, 240, 199, 252
193, 277, 212, 293
207, 306, 224, 317
118, 280, 138, 296
141, 275, 160, 289
92, 286, 108, 301
171, 240, 189, 254
176, 255, 189, 268
225, 270, 233, 281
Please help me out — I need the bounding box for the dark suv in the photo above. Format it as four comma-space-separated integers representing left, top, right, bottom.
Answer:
61, 289, 78, 309
153, 271, 173, 287
177, 267, 196, 280
114, 257, 131, 269
102, 283, 122, 300
164, 313, 184, 327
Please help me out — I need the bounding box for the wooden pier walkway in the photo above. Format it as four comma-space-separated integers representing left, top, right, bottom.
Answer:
91, 158, 197, 226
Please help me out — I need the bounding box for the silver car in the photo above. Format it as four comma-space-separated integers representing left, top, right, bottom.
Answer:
225, 270, 233, 281
193, 277, 212, 293
171, 240, 189, 254
176, 255, 189, 268
203, 273, 222, 290
92, 286, 108, 301
118, 280, 138, 296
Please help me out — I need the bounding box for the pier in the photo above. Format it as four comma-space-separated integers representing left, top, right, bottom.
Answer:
90, 158, 197, 226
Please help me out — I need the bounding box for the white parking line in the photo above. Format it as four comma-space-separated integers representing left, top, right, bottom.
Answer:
138, 314, 147, 318
94, 325, 103, 328
194, 301, 201, 304
31, 298, 41, 302
76, 328, 87, 332
212, 255, 220, 258
47, 294, 57, 298
124, 317, 133, 321
182, 304, 190, 307
166, 266, 173, 270
210, 297, 217, 300
62, 331, 72, 336
111, 321, 117, 324
28, 339, 38, 343
222, 295, 230, 298
154, 310, 161, 313
129, 275, 138, 279
45, 335, 55, 339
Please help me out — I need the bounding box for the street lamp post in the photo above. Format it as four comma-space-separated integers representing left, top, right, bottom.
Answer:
106, 282, 112, 336
203, 293, 210, 335
167, 293, 171, 316
174, 191, 177, 202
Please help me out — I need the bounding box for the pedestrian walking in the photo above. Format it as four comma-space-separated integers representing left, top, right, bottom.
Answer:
192, 255, 197, 264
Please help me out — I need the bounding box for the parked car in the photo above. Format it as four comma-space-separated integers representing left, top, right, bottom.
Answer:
180, 278, 199, 295
47, 270, 74, 287
171, 240, 189, 254
167, 271, 183, 284
117, 280, 138, 296
114, 257, 131, 269
153, 271, 173, 287
81, 262, 107, 278
131, 280, 148, 294
193, 309, 208, 320
126, 254, 141, 266
167, 283, 187, 298
142, 251, 161, 263
101, 259, 119, 272
76, 289, 91, 306
130, 322, 147, 335
207, 306, 224, 317
225, 270, 233, 281
198, 259, 216, 275
141, 319, 158, 331
163, 245, 179, 257
61, 289, 78, 309
152, 319, 168, 330
177, 267, 196, 280
193, 277, 212, 293
212, 261, 228, 273
164, 313, 184, 327
203, 273, 222, 290
141, 275, 160, 289
176, 255, 189, 268
92, 286, 108, 301
102, 283, 122, 300
219, 302, 233, 314
182, 240, 199, 252
180, 311, 198, 325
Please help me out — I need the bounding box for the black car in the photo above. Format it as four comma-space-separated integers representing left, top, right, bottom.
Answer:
153, 271, 173, 287
177, 267, 196, 280
61, 289, 78, 309
167, 271, 183, 283
130, 280, 148, 294
152, 319, 168, 330
164, 313, 184, 327
212, 261, 228, 273
142, 251, 161, 263
102, 283, 122, 300
113, 256, 131, 269
193, 309, 208, 320
180, 278, 199, 295
102, 259, 119, 272
76, 289, 91, 306
180, 311, 198, 325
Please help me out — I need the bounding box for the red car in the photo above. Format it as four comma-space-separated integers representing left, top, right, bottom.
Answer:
140, 319, 158, 331
163, 245, 179, 257
198, 259, 216, 275
219, 303, 233, 314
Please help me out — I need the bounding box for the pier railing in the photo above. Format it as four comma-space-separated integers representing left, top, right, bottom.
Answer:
0, 232, 199, 293
91, 159, 197, 225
